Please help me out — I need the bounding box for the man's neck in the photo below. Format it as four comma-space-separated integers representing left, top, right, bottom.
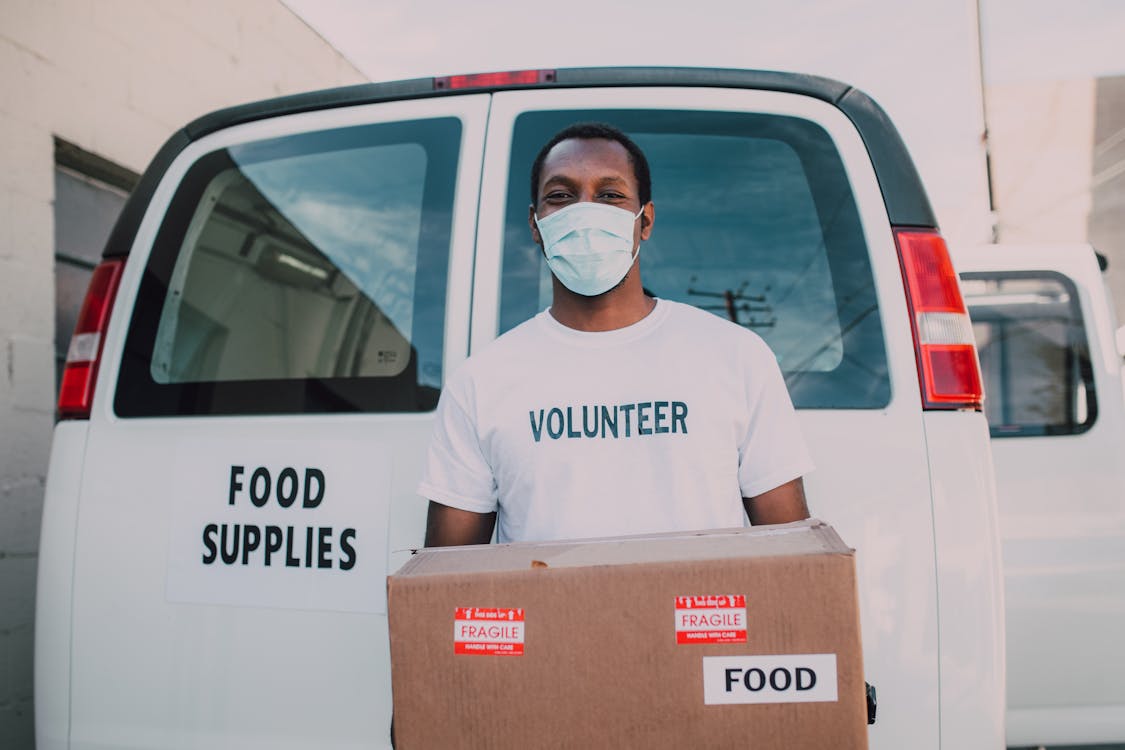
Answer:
549, 278, 656, 332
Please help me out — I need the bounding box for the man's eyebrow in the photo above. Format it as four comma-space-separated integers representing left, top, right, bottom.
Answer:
540, 174, 578, 188
543, 173, 629, 185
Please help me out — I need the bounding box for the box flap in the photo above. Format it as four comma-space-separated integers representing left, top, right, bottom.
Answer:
393, 518, 848, 577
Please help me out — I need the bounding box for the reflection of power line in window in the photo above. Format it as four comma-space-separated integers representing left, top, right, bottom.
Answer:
770, 189, 851, 311
784, 303, 878, 383
772, 278, 875, 375
686, 277, 775, 328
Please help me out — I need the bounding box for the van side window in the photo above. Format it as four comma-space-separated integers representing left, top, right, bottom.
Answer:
499, 110, 890, 409
961, 272, 1097, 436
116, 118, 461, 416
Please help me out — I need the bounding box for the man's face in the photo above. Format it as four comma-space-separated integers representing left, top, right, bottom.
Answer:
529, 137, 653, 248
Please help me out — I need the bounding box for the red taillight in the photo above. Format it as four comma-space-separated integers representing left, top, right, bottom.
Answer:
58, 258, 125, 419
434, 69, 556, 90
894, 229, 983, 410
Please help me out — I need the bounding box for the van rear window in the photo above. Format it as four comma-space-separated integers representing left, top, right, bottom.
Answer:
499, 110, 890, 409
116, 118, 461, 416
961, 271, 1097, 436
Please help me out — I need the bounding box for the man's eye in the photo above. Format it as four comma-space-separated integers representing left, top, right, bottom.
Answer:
599, 192, 626, 201
544, 191, 571, 202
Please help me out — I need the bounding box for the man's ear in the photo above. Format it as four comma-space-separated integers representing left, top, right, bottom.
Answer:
639, 202, 655, 241
528, 204, 543, 246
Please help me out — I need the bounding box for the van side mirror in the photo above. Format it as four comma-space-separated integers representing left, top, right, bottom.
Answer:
1117, 325, 1125, 358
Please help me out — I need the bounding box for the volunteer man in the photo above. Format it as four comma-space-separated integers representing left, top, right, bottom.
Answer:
419, 122, 813, 547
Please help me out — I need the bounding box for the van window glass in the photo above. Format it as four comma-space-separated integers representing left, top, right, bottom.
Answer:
116, 118, 460, 416
499, 110, 889, 409
961, 272, 1097, 436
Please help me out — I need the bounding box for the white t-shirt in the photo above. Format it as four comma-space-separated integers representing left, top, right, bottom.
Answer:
417, 299, 814, 543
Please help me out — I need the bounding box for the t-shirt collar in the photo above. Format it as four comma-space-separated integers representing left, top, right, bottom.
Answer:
537, 298, 669, 348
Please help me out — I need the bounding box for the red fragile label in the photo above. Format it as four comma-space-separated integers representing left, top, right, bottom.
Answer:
453, 607, 525, 656
674, 594, 747, 644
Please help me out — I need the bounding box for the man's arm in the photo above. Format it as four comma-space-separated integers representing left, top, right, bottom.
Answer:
424, 501, 497, 547
742, 478, 809, 525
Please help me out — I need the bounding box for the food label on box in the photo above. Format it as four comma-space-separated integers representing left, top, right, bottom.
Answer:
674, 594, 747, 644
702, 654, 838, 705
453, 607, 525, 656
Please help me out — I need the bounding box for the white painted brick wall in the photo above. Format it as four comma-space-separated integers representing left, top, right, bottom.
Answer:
0, 1, 365, 746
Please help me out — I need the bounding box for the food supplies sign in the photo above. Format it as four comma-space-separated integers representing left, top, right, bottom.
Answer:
675, 594, 747, 644
165, 438, 391, 614
454, 607, 525, 656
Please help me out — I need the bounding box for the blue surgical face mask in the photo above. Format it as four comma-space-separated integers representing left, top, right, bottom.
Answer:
534, 202, 645, 297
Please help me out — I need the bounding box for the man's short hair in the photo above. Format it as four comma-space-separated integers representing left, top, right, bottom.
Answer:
530, 122, 652, 207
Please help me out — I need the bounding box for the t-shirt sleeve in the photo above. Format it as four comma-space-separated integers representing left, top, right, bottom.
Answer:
416, 375, 498, 514
737, 341, 815, 498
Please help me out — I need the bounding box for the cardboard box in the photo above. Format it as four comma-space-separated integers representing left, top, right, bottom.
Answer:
387, 519, 867, 749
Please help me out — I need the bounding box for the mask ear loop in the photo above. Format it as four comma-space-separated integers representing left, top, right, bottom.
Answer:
627, 206, 645, 265
632, 203, 648, 256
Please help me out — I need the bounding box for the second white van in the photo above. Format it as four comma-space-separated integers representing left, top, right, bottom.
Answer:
957, 243, 1125, 748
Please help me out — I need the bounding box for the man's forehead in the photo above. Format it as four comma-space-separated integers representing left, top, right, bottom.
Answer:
541, 137, 633, 178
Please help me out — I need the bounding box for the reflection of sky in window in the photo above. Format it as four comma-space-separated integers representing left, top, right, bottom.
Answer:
632, 133, 842, 371
240, 143, 426, 339
519, 132, 846, 372
500, 110, 884, 406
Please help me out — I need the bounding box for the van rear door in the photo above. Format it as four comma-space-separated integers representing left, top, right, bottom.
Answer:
472, 86, 945, 749
66, 95, 489, 749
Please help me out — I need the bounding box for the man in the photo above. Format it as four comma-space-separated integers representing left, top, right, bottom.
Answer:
419, 122, 812, 547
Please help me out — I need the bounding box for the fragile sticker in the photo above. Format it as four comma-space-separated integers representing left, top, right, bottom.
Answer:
703, 654, 838, 705
675, 594, 747, 644
453, 607, 525, 656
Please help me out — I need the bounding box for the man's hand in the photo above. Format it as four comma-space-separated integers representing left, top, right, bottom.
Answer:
424, 501, 497, 547
743, 478, 809, 525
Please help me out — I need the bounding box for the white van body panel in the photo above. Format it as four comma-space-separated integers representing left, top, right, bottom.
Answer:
68, 418, 431, 749
954, 243, 1125, 746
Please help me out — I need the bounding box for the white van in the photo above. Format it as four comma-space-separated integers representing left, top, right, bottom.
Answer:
37, 67, 1005, 749
955, 243, 1125, 748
